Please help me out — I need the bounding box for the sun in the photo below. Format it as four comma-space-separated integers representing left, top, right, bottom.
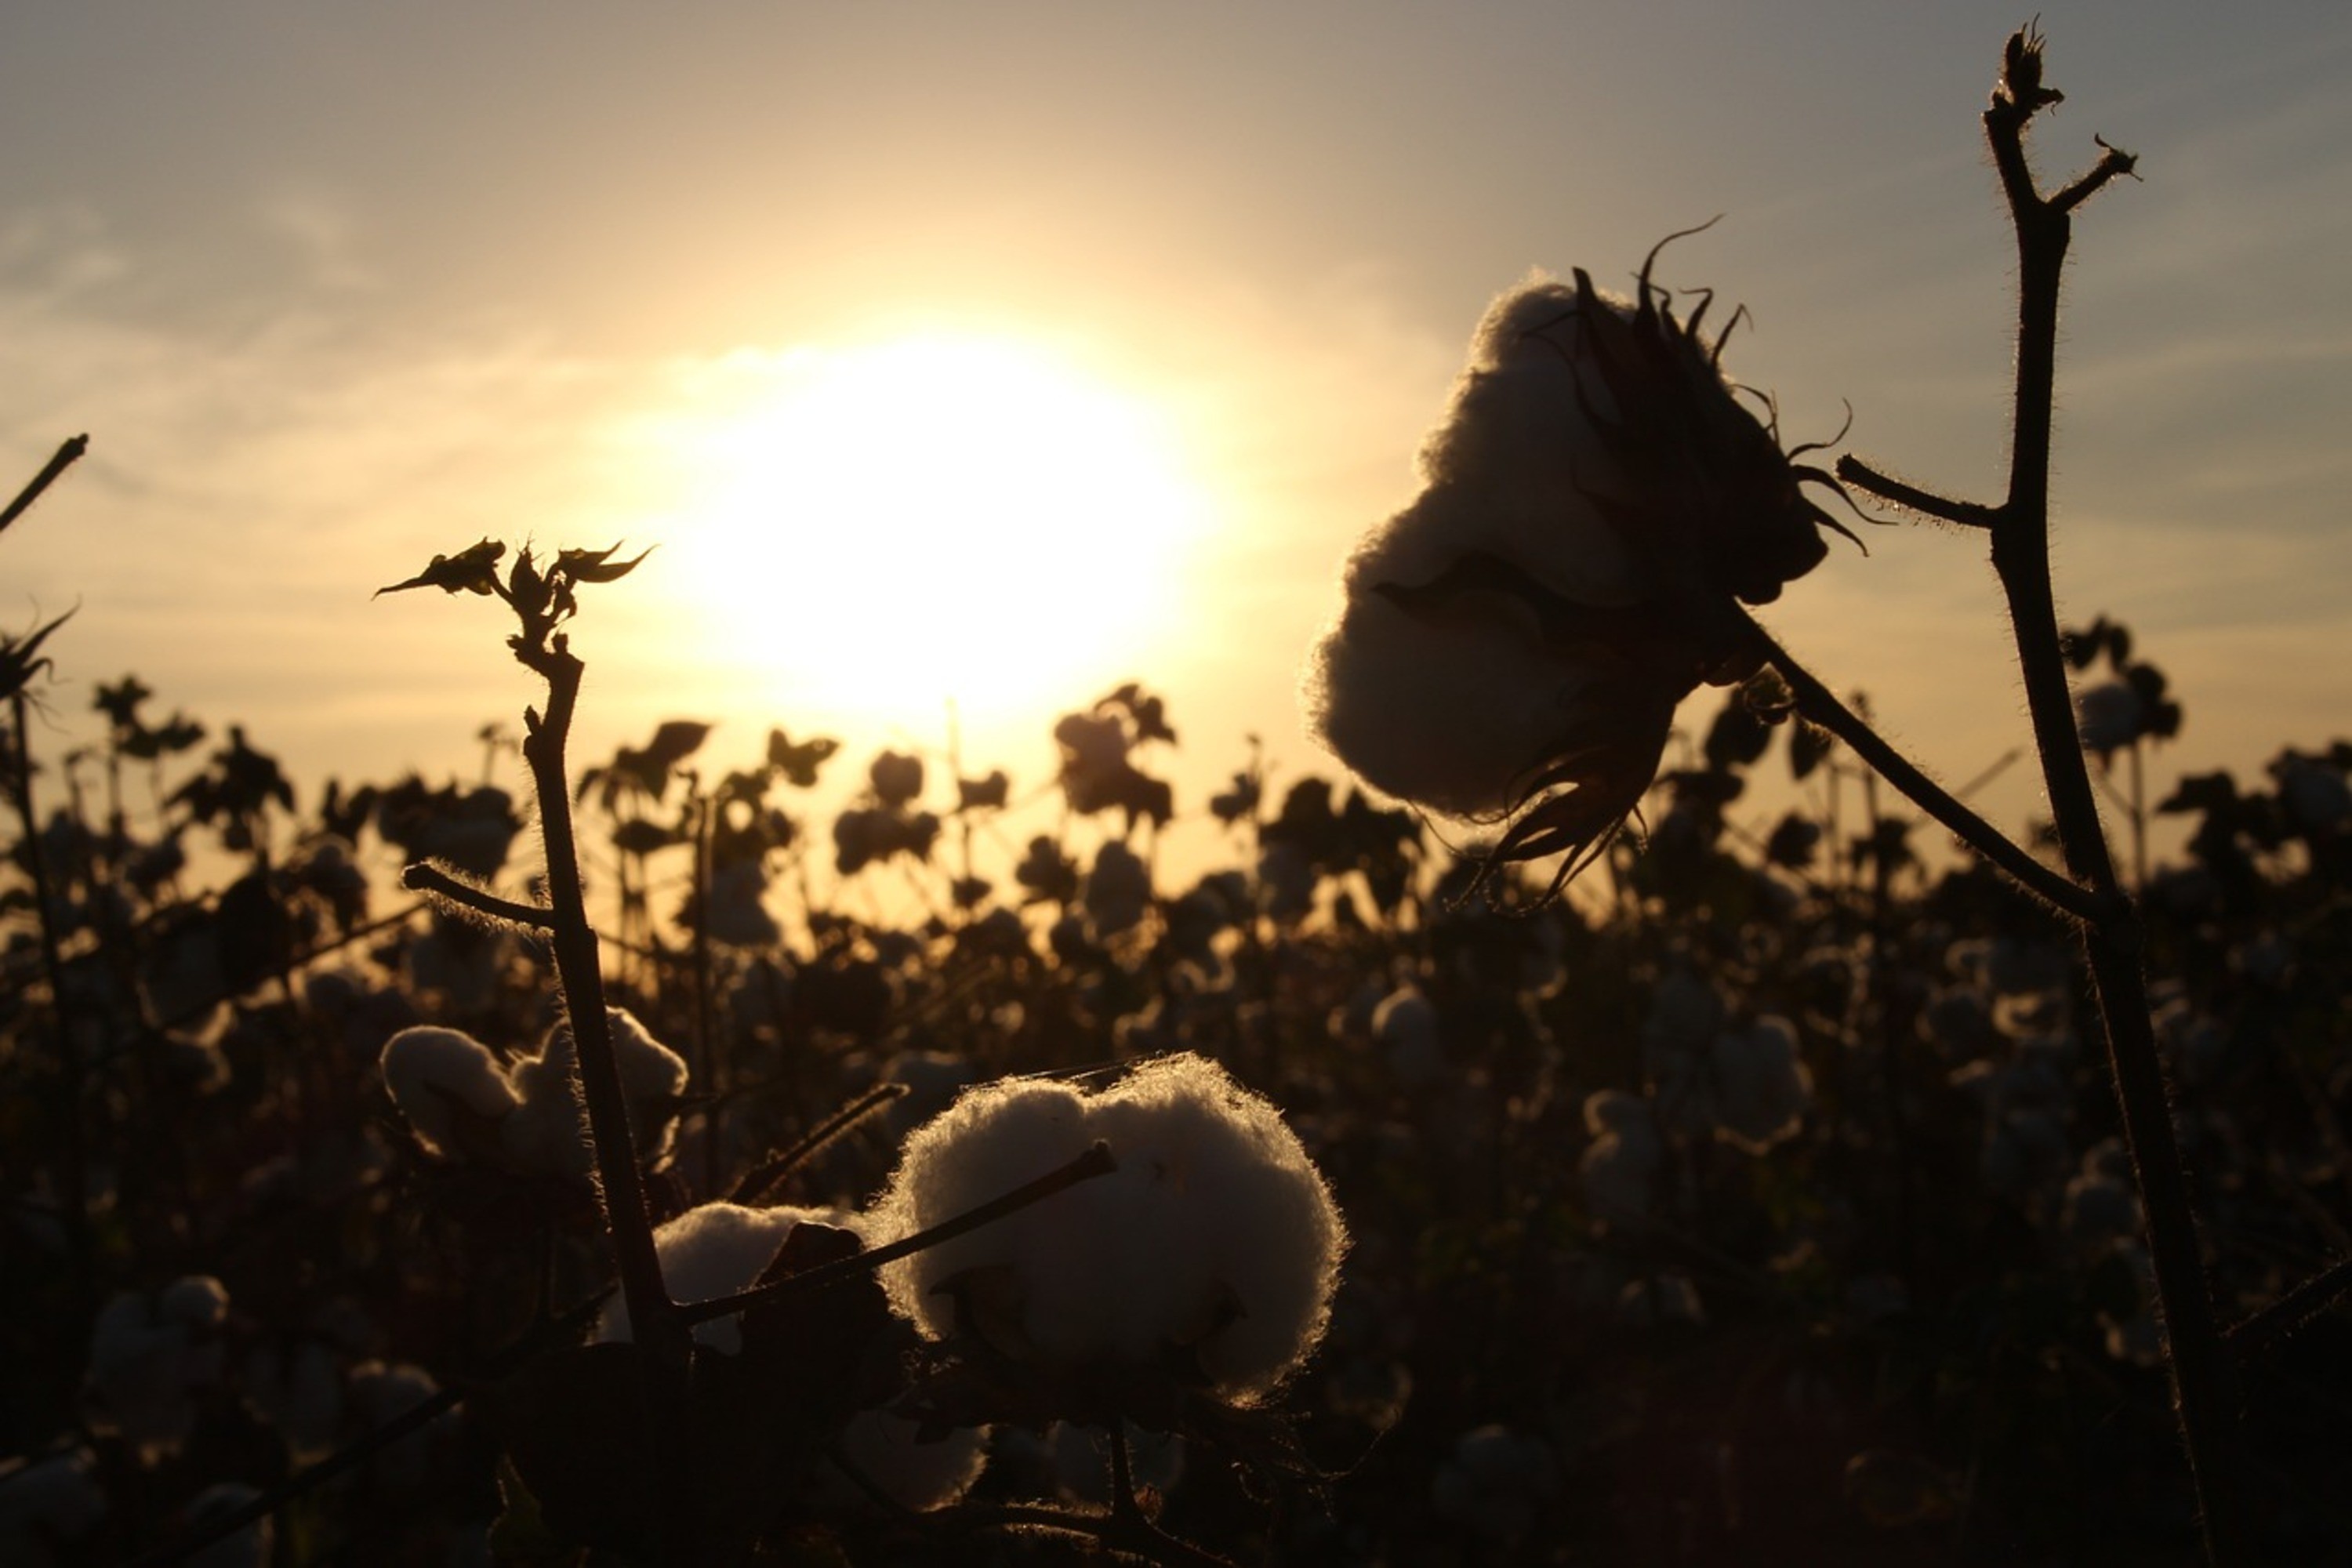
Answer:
656, 334, 1207, 737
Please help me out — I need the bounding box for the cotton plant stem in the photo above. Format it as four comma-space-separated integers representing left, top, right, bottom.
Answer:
514, 635, 689, 1378
1980, 40, 2247, 1562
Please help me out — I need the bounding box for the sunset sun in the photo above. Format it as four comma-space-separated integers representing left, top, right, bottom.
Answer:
658, 334, 1208, 734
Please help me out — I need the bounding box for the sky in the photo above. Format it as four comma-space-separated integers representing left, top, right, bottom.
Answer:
4, 2, 2348, 895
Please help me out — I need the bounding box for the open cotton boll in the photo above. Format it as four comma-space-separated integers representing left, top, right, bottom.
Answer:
597, 1201, 861, 1355
1709, 1017, 1813, 1154
1579, 1090, 1663, 1228
872, 1052, 1347, 1403
85, 1277, 230, 1461
502, 1008, 689, 1181
378, 1026, 518, 1158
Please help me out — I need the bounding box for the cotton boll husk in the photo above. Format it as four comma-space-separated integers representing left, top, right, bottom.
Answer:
378, 1027, 518, 1158
597, 1202, 862, 1354
873, 1054, 1346, 1403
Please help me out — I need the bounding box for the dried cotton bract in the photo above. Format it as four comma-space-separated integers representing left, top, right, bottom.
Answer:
870, 1053, 1347, 1403
1306, 241, 1853, 892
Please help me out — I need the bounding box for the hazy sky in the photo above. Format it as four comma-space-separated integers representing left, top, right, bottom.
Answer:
5, 2, 2347, 887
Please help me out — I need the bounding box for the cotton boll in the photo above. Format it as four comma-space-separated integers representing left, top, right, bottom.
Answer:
379, 1026, 518, 1159
85, 1279, 230, 1461
872, 1054, 1346, 1403
1709, 1017, 1812, 1154
502, 1009, 689, 1181
1308, 588, 1611, 822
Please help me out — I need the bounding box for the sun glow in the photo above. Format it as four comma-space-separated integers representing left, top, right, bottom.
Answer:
658, 335, 1207, 734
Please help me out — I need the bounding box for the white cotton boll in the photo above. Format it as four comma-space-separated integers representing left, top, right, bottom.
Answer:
0, 1449, 106, 1563
833, 1408, 989, 1512
1373, 280, 1645, 613
872, 1054, 1346, 1403
1371, 985, 1446, 1087
1709, 1017, 1812, 1154
379, 1026, 518, 1159
502, 1010, 689, 1181
86, 1282, 227, 1461
597, 1202, 861, 1354
1306, 589, 1604, 821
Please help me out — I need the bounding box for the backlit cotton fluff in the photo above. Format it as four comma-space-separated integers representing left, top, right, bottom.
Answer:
501, 1008, 689, 1181
1306, 246, 1851, 891
379, 1026, 519, 1158
870, 1052, 1346, 1403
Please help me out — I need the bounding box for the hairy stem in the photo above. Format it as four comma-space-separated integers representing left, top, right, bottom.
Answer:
1980, 42, 2246, 1560
514, 634, 688, 1377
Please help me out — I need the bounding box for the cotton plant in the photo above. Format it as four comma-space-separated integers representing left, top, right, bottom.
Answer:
1298, 28, 2276, 1559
